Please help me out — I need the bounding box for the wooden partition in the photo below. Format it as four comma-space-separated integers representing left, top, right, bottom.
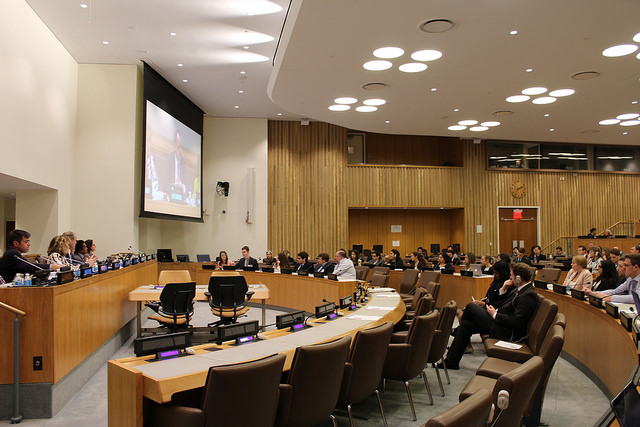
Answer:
570, 237, 640, 254
0, 260, 157, 385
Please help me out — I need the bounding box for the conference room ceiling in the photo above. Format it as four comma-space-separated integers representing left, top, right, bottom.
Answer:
26, 0, 640, 146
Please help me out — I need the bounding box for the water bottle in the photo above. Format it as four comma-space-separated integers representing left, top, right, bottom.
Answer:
24, 273, 32, 287
92, 262, 98, 274
13, 273, 24, 287
73, 266, 80, 280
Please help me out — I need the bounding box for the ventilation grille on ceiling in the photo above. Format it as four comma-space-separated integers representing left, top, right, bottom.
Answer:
362, 82, 388, 90
493, 110, 514, 117
571, 71, 600, 80
419, 19, 457, 33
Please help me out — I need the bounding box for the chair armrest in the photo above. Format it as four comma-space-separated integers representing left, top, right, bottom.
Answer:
145, 302, 160, 313
246, 291, 255, 302
149, 404, 205, 427
275, 384, 293, 427
204, 291, 211, 297
382, 343, 411, 378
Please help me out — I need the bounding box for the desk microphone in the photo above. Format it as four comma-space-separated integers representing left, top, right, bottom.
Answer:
14, 255, 46, 270
322, 299, 342, 316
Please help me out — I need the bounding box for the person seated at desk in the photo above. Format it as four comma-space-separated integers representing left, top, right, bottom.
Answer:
553, 246, 567, 259
586, 227, 597, 239
513, 247, 532, 265
314, 253, 334, 274
216, 251, 234, 269
433, 252, 454, 275
586, 254, 640, 303
480, 254, 494, 275
368, 250, 384, 267
443, 263, 538, 370
47, 235, 72, 267
294, 251, 314, 274
275, 252, 292, 272
530, 245, 546, 263
587, 246, 603, 274
385, 249, 404, 270
562, 255, 593, 290
462, 252, 476, 270
63, 231, 84, 264
576, 245, 588, 258
410, 251, 427, 271
591, 260, 619, 292
348, 250, 362, 267
282, 249, 295, 265
235, 245, 258, 270
446, 247, 461, 265
85, 239, 97, 259
498, 253, 512, 265
263, 250, 276, 265
0, 229, 53, 283
333, 250, 356, 280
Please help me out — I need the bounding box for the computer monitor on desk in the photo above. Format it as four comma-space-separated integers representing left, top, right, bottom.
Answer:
157, 249, 173, 262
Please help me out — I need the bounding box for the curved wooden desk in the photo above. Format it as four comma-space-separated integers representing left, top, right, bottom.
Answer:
108, 289, 405, 427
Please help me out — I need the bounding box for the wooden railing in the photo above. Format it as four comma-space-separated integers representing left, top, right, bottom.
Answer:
542, 220, 640, 255
1, 300, 26, 423
0, 301, 26, 317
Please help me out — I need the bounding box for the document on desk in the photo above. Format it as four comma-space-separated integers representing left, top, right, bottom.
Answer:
364, 306, 394, 311
346, 314, 382, 321
493, 341, 522, 350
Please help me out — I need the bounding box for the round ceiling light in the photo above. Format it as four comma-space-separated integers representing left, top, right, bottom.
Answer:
356, 106, 378, 112
419, 19, 456, 33
481, 121, 501, 127
506, 95, 530, 103
363, 99, 386, 106
334, 97, 357, 104
602, 44, 638, 57
448, 125, 466, 131
549, 89, 575, 97
522, 87, 547, 95
399, 63, 428, 73
373, 47, 404, 59
532, 97, 557, 104
411, 49, 443, 61
363, 60, 392, 71
328, 105, 350, 111
617, 113, 639, 120
598, 119, 620, 125
634, 32, 640, 43
620, 120, 640, 126
458, 120, 478, 125
470, 126, 489, 132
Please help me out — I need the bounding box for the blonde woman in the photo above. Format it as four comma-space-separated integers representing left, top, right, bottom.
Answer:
47, 235, 71, 267
563, 255, 593, 290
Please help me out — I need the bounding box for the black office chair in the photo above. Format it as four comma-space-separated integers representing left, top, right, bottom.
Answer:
146, 282, 196, 332
205, 275, 254, 326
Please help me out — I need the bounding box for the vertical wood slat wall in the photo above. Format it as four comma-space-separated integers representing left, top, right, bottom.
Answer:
269, 120, 640, 256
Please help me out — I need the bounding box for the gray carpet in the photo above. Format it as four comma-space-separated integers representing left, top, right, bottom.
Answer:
5, 304, 611, 426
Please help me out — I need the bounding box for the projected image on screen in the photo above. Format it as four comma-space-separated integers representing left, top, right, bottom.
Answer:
144, 101, 202, 219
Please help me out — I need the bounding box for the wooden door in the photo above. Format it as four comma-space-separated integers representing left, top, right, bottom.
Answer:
498, 208, 538, 254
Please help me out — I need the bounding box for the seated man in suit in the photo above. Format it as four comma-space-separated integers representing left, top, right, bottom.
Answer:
235, 245, 258, 270
314, 253, 334, 275
443, 263, 538, 370
586, 254, 640, 303
368, 250, 384, 267
294, 251, 314, 274
333, 250, 357, 280
0, 229, 54, 283
513, 247, 532, 265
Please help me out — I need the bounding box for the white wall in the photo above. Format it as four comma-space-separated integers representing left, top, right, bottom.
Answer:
150, 117, 269, 262
0, 0, 77, 252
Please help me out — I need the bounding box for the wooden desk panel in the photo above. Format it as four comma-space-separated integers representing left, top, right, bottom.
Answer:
571, 237, 639, 254
438, 274, 493, 307
0, 260, 157, 384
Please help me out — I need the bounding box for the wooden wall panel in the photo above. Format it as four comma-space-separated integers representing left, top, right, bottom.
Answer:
268, 120, 640, 258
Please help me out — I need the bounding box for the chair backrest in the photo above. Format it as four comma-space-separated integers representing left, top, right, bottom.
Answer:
537, 268, 561, 283
354, 266, 369, 281
425, 388, 492, 427
370, 273, 389, 287
399, 269, 420, 294
492, 356, 544, 427
276, 336, 352, 427
410, 287, 428, 309
413, 294, 435, 317
159, 282, 196, 316
208, 275, 249, 308
535, 324, 565, 394
338, 322, 394, 405
201, 353, 286, 427
423, 281, 441, 305
210, 271, 241, 277
419, 270, 441, 285
404, 310, 439, 378
158, 269, 192, 285
428, 300, 458, 363
372, 266, 390, 276
525, 297, 558, 354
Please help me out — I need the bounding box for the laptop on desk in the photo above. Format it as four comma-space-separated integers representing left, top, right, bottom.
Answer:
469, 264, 483, 277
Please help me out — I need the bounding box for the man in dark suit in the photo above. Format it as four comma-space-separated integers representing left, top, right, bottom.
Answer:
314, 253, 334, 275
294, 251, 314, 274
513, 247, 532, 265
235, 245, 258, 270
443, 263, 538, 369
368, 250, 384, 267
0, 229, 52, 283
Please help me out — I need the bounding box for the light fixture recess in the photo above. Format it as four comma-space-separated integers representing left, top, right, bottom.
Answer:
506, 95, 530, 103
522, 87, 547, 95
549, 89, 575, 97
532, 97, 556, 104
363, 60, 393, 71
602, 44, 638, 57
362, 82, 388, 90
399, 63, 428, 73
571, 71, 600, 80
373, 47, 404, 59
356, 106, 377, 112
363, 99, 386, 106
328, 105, 350, 111
334, 97, 358, 104
419, 19, 456, 33
410, 50, 443, 61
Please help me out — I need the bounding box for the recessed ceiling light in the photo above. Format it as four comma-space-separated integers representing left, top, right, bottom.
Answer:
453, 108, 459, 112
238, 90, 244, 94
624, 132, 629, 135
549, 89, 575, 97
633, 101, 639, 105
177, 63, 183, 67
431, 88, 437, 92
599, 119, 621, 125
398, 63, 428, 73
544, 114, 550, 117
243, 46, 249, 49
481, 121, 501, 127
170, 32, 177, 36
356, 106, 377, 112
240, 71, 246, 75
234, 105, 239, 109
363, 60, 392, 71
634, 33, 640, 43
363, 99, 386, 106
80, 3, 88, 8
458, 120, 478, 126
410, 50, 443, 61
549, 128, 555, 132
506, 95, 530, 103
532, 97, 557, 104
334, 97, 357, 104
525, 68, 533, 72
602, 44, 638, 57
617, 113, 639, 120
620, 120, 640, 126
102, 41, 109, 45
373, 47, 404, 59
470, 126, 489, 132
328, 105, 350, 111
277, 113, 282, 116
522, 87, 547, 95
448, 125, 466, 131
510, 30, 518, 35
182, 79, 188, 83
385, 120, 390, 124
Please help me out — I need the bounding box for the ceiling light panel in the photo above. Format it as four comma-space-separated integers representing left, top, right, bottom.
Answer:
373, 47, 404, 58
398, 63, 428, 72
334, 97, 357, 104
602, 44, 638, 57
549, 89, 575, 97
363, 99, 386, 106
448, 125, 466, 131
363, 60, 392, 71
470, 126, 488, 132
328, 105, 350, 111
458, 120, 478, 125
616, 113, 639, 120
410, 50, 443, 61
532, 97, 557, 104
356, 106, 377, 112
620, 120, 640, 126
522, 87, 547, 95
506, 95, 530, 103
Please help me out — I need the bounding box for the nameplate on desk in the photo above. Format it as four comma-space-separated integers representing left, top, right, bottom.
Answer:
620, 311, 634, 332
588, 294, 603, 309
605, 301, 619, 319
570, 288, 585, 301
552, 284, 568, 295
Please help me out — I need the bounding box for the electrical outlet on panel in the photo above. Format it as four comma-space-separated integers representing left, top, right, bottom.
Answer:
33, 356, 42, 371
